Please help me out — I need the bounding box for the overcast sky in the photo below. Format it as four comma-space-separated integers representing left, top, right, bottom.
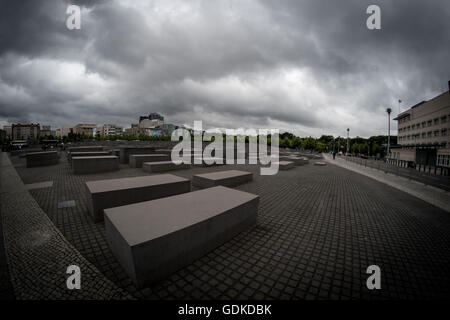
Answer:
0, 0, 449, 137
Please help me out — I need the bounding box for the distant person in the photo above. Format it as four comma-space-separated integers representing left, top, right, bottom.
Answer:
332, 151, 336, 159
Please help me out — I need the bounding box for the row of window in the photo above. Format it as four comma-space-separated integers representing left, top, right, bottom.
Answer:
437, 155, 450, 167
399, 129, 448, 141
399, 115, 449, 132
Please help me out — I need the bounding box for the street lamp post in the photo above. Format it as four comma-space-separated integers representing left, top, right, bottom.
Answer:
346, 128, 350, 154
386, 108, 392, 159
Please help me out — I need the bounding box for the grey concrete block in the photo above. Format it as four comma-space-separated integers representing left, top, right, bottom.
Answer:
278, 161, 295, 170
129, 154, 170, 168
26, 151, 59, 168
280, 156, 309, 166
193, 170, 253, 188
68, 151, 112, 163
67, 146, 105, 153
104, 186, 259, 287
86, 174, 191, 222
142, 161, 191, 173
72, 156, 119, 175
119, 147, 156, 164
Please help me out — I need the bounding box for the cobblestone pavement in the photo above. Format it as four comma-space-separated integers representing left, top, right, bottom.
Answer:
8, 152, 450, 300
0, 153, 132, 300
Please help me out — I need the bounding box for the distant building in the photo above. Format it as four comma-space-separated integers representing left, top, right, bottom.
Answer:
12, 123, 40, 141
40, 125, 52, 137
55, 127, 71, 138
98, 124, 123, 136
393, 81, 450, 167
139, 113, 165, 130
160, 123, 177, 137
73, 124, 97, 136
0, 129, 6, 143
149, 112, 164, 121
3, 126, 11, 140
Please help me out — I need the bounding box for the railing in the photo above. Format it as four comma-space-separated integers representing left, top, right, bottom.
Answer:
342, 156, 450, 192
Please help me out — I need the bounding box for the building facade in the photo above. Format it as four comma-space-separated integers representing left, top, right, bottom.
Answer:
73, 124, 97, 136
393, 85, 450, 167
40, 125, 52, 137
11, 123, 40, 141
55, 127, 71, 138
3, 126, 12, 140
98, 124, 123, 136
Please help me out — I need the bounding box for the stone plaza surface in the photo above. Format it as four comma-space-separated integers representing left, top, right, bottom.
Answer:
2, 150, 450, 299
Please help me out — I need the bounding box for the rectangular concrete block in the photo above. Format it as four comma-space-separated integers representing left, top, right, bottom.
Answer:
72, 156, 119, 175
67, 146, 104, 153
119, 147, 156, 164
142, 161, 191, 173
86, 174, 191, 222
278, 161, 295, 170
26, 151, 58, 168
68, 151, 112, 163
193, 170, 253, 189
129, 154, 170, 168
280, 156, 309, 166
104, 186, 259, 288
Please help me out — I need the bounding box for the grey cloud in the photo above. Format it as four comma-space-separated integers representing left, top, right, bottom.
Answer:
0, 0, 449, 137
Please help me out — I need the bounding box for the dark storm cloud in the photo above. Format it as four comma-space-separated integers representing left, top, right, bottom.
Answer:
0, 0, 449, 136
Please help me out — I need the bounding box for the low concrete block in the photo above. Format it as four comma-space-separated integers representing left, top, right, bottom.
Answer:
67, 146, 104, 153
119, 147, 156, 164
193, 170, 253, 189
314, 161, 327, 166
104, 185, 259, 287
72, 156, 119, 175
86, 174, 190, 222
68, 151, 112, 163
278, 161, 295, 170
129, 154, 170, 168
142, 161, 191, 173
15, 148, 43, 158
193, 157, 225, 166
281, 156, 309, 166
26, 151, 58, 168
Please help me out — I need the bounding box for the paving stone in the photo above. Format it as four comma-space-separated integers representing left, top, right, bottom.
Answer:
5, 150, 450, 300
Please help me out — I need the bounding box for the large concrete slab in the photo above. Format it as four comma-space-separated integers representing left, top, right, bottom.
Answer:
129, 154, 170, 168
68, 151, 112, 163
86, 174, 191, 222
67, 146, 104, 153
280, 156, 309, 166
104, 186, 259, 287
26, 151, 58, 168
72, 156, 119, 175
119, 147, 156, 164
277, 161, 295, 170
142, 161, 191, 173
193, 170, 253, 188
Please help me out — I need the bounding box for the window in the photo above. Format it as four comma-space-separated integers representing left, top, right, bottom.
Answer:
427, 120, 432, 127
434, 131, 440, 137
441, 116, 447, 124
422, 121, 426, 127
427, 131, 432, 138
437, 154, 450, 167
442, 129, 447, 136
412, 125, 415, 130
422, 132, 426, 138
434, 118, 440, 125
407, 126, 411, 131
417, 123, 421, 128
